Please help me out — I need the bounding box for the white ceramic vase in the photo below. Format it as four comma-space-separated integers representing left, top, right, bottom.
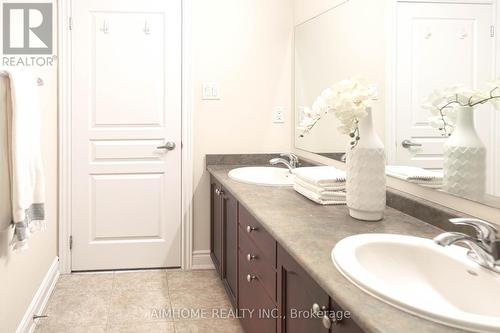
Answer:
443, 106, 486, 201
346, 108, 386, 221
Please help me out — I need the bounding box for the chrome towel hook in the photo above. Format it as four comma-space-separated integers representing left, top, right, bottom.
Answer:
143, 20, 151, 35
100, 20, 109, 34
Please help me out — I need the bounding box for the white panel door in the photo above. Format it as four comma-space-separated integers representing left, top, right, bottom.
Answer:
395, 2, 494, 169
71, 0, 182, 270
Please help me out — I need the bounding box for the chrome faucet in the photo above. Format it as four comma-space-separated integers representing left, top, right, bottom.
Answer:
270, 153, 299, 172
434, 218, 500, 273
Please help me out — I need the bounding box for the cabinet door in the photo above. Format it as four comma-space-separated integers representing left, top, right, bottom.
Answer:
277, 244, 364, 333
210, 179, 223, 275
222, 189, 238, 307
277, 245, 329, 333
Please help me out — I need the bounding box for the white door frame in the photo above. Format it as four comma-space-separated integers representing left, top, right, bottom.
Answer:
385, 0, 499, 166
57, 0, 194, 273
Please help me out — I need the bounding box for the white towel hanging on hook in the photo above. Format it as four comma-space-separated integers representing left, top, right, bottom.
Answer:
0, 69, 46, 251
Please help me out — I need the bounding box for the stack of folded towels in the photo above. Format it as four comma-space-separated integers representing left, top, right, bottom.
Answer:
385, 165, 443, 188
292, 166, 347, 205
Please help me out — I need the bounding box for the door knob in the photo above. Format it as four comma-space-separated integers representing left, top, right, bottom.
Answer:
401, 139, 422, 149
157, 141, 176, 150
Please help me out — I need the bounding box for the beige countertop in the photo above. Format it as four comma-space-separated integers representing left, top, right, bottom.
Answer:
208, 165, 471, 333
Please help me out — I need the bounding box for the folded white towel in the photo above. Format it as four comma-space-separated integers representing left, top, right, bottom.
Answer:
386, 165, 443, 183
293, 166, 346, 186
1, 69, 46, 251
294, 184, 346, 205
294, 177, 345, 193
420, 183, 443, 189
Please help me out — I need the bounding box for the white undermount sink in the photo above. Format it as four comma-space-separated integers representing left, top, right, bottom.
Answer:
332, 234, 500, 333
228, 167, 294, 186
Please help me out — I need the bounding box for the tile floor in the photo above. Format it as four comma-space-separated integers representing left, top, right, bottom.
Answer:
35, 270, 244, 333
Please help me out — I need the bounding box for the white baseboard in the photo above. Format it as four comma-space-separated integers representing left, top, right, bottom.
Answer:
17, 257, 60, 333
191, 250, 214, 270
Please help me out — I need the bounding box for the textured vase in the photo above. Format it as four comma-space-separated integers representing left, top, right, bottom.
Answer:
443, 106, 486, 201
346, 108, 386, 221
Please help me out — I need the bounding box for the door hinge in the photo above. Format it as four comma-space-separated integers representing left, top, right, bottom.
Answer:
69, 17, 73, 30
69, 235, 73, 250
491, 25, 495, 37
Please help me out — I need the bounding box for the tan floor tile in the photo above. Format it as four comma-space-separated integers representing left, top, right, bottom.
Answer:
41, 269, 240, 331
113, 271, 168, 291
108, 288, 171, 324
56, 273, 114, 292
107, 321, 175, 333
166, 270, 221, 291
44, 288, 110, 325
169, 284, 232, 321
174, 319, 244, 333
34, 319, 106, 333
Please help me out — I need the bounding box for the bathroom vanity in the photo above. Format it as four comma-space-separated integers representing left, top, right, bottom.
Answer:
208, 162, 470, 333
210, 174, 363, 333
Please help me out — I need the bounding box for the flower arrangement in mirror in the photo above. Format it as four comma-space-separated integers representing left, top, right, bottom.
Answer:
423, 80, 500, 201
298, 77, 386, 222
298, 77, 378, 148
423, 81, 500, 137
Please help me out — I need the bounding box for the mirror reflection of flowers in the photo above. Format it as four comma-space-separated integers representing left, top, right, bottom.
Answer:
298, 77, 378, 148
423, 80, 500, 137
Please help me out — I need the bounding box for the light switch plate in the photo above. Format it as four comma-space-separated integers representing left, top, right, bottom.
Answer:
202, 82, 220, 100
273, 106, 285, 123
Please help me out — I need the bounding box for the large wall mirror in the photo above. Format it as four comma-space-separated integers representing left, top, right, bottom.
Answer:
294, 0, 500, 209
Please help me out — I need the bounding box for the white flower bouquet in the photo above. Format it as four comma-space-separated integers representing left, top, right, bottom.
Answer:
298, 77, 378, 148
423, 80, 500, 137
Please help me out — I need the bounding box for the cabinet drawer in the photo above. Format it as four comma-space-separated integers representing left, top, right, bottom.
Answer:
238, 205, 276, 266
239, 226, 276, 301
238, 250, 277, 333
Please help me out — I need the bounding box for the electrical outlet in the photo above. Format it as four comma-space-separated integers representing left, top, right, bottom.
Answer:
202, 82, 220, 100
273, 107, 285, 123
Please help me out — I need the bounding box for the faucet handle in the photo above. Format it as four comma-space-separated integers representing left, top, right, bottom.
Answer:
280, 153, 299, 167
449, 218, 498, 243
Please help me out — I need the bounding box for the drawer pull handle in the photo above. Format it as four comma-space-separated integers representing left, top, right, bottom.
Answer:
312, 303, 321, 314
312, 303, 334, 329
246, 274, 257, 282
322, 315, 332, 329
215, 188, 220, 195
246, 225, 257, 233
246, 254, 257, 261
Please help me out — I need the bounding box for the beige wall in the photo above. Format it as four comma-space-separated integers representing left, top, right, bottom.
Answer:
294, 0, 349, 25
0, 2, 59, 332
192, 0, 293, 251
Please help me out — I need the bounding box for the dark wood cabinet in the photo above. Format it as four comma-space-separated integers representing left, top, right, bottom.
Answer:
210, 177, 364, 333
277, 244, 330, 333
210, 180, 223, 275
238, 205, 278, 332
277, 245, 363, 333
223, 188, 238, 307
238, 249, 277, 333
210, 177, 238, 307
